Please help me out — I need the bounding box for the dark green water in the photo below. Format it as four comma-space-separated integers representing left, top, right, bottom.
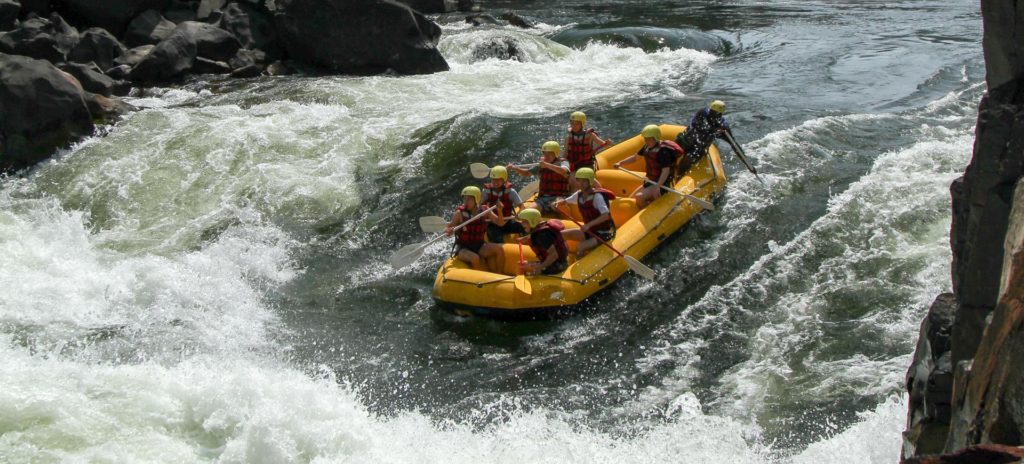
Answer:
0, 1, 983, 462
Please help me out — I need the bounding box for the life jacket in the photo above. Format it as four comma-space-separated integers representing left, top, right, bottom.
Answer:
483, 181, 514, 217
640, 140, 684, 183
455, 205, 487, 248
539, 159, 570, 196
576, 188, 615, 234
566, 128, 596, 171
530, 219, 568, 264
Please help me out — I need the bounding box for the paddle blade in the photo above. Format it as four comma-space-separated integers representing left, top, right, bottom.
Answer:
519, 180, 540, 199
418, 216, 448, 233
389, 242, 426, 269
470, 163, 491, 179
684, 194, 716, 211
624, 255, 657, 281
514, 274, 532, 294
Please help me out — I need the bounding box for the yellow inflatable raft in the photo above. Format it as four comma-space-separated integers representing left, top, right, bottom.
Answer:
432, 124, 727, 318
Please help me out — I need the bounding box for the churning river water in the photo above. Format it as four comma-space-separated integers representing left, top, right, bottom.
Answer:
0, 1, 983, 462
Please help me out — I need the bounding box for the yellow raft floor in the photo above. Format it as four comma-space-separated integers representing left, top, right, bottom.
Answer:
432, 124, 728, 318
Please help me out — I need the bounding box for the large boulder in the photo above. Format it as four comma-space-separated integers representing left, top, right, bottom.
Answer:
114, 44, 155, 67
56, 0, 170, 37
0, 0, 19, 32
67, 27, 126, 72
903, 293, 958, 458
18, 0, 46, 17
129, 21, 240, 82
0, 13, 79, 64
274, 0, 449, 75
398, 0, 456, 13
0, 53, 94, 173
219, 1, 281, 61
59, 62, 129, 96
123, 9, 177, 47
163, 0, 198, 23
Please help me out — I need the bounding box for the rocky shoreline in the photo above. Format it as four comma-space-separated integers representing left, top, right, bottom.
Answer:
0, 0, 539, 174
901, 1, 1024, 461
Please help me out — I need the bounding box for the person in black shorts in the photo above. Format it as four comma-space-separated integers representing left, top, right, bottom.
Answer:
516, 208, 569, 275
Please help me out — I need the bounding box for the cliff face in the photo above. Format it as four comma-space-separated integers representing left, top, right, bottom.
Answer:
902, 0, 1024, 460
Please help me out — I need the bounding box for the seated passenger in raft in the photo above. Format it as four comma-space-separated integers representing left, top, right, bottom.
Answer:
507, 141, 570, 215
564, 111, 611, 190
517, 208, 569, 276
554, 168, 615, 258
480, 165, 526, 243
445, 186, 505, 272
613, 124, 682, 209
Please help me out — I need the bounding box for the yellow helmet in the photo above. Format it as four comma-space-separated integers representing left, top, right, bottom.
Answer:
641, 124, 661, 139
541, 140, 560, 156
518, 208, 542, 228
570, 111, 586, 125
489, 165, 508, 180
461, 186, 481, 204
574, 167, 595, 180
710, 100, 726, 114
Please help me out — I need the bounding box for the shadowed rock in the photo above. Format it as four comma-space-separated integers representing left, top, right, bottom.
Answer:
124, 9, 177, 47
57, 0, 170, 37
68, 27, 126, 72
0, 13, 79, 64
275, 0, 449, 75
0, 0, 18, 32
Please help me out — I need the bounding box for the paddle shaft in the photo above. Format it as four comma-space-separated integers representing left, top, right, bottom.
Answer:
616, 167, 715, 210
723, 131, 758, 175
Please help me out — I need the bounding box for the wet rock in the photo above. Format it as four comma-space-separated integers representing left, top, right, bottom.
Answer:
0, 0, 18, 32
83, 91, 136, 123
904, 293, 958, 458
0, 14, 79, 64
67, 27, 126, 72
191, 56, 229, 74
176, 21, 240, 62
265, 59, 291, 76
229, 62, 262, 78
228, 47, 264, 69
114, 44, 155, 67
104, 63, 131, 79
904, 444, 1024, 464
124, 10, 177, 47
0, 53, 93, 174
219, 2, 281, 61
129, 27, 196, 82
275, 0, 449, 75
57, 0, 170, 37
470, 36, 526, 62
499, 12, 533, 29
465, 13, 497, 27
399, 0, 456, 13
59, 61, 129, 96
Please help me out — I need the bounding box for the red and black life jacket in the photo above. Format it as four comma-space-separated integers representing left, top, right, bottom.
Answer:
566, 128, 596, 171
640, 140, 684, 183
455, 205, 487, 248
576, 188, 616, 234
530, 219, 569, 263
539, 159, 570, 196
483, 181, 514, 217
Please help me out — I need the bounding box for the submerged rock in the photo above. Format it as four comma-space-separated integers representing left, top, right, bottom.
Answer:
274, 0, 449, 75
0, 53, 94, 173
470, 36, 526, 62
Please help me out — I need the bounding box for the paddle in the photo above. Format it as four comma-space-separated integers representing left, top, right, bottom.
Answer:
389, 205, 499, 269
515, 240, 532, 294
555, 207, 656, 281
518, 180, 540, 199
722, 130, 768, 187
418, 216, 448, 234
470, 162, 539, 179
615, 167, 716, 211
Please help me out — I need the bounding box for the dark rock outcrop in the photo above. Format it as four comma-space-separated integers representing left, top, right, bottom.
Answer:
0, 0, 19, 32
274, 0, 449, 75
56, 0, 170, 37
123, 9, 177, 47
114, 44, 155, 68
219, 1, 281, 61
904, 444, 1024, 464
59, 62, 129, 96
0, 14, 79, 64
903, 0, 1024, 461
129, 21, 240, 82
399, 0, 456, 13
0, 53, 94, 173
67, 27, 126, 72
905, 294, 958, 457
18, 0, 46, 17
174, 21, 239, 62
163, 0, 198, 24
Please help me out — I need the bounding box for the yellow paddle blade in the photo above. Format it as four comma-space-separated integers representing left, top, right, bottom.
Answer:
514, 274, 532, 294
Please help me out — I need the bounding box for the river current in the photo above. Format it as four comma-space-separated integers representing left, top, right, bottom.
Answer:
0, 1, 983, 462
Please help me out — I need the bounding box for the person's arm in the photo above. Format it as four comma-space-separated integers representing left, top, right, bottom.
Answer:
508, 163, 533, 177
613, 153, 638, 169
489, 201, 504, 226
656, 148, 674, 185
445, 209, 462, 235
509, 189, 523, 209
539, 160, 569, 177
588, 131, 613, 152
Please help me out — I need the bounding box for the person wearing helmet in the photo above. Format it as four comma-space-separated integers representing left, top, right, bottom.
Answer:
564, 111, 612, 190
507, 141, 570, 214
613, 124, 683, 209
675, 100, 732, 175
481, 165, 526, 243
517, 208, 569, 276
445, 186, 506, 272
554, 167, 615, 258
